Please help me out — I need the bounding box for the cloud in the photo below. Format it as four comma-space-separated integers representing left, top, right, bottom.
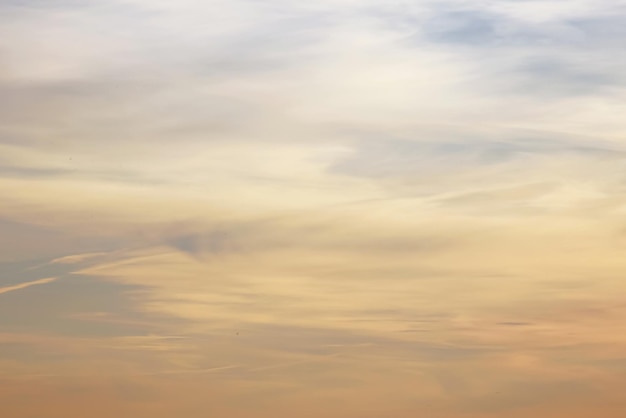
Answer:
2, 1, 626, 416
0, 0, 624, 226
0, 277, 56, 295
50, 252, 108, 265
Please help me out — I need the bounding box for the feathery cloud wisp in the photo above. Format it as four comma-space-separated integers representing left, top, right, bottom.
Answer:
0, 277, 57, 296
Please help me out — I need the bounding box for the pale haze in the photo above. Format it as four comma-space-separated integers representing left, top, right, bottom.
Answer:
2, 1, 626, 417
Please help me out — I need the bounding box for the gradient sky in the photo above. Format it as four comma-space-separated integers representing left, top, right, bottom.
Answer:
2, 1, 626, 417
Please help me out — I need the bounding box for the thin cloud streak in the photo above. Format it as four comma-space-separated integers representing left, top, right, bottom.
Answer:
0, 277, 56, 296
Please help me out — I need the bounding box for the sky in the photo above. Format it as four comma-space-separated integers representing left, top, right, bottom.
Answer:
2, 0, 626, 416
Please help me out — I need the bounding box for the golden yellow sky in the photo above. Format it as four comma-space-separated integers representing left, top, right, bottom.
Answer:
2, 0, 626, 416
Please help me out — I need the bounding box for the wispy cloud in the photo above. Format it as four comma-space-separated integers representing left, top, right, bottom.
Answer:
0, 277, 56, 295
2, 0, 626, 416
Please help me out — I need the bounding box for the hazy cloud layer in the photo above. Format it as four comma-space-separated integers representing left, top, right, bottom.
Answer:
2, 0, 626, 417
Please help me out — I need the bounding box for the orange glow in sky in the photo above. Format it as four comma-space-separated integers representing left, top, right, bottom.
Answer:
2, 1, 626, 416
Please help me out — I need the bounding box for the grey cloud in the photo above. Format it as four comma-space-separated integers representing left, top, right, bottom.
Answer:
420, 5, 626, 49
0, 0, 333, 81
0, 0, 94, 10
0, 154, 172, 185
330, 137, 626, 180
406, 4, 626, 99
415, 8, 569, 48
423, 10, 510, 46
166, 229, 242, 258
158, 214, 464, 261
566, 13, 626, 48
0, 165, 72, 178
512, 57, 621, 97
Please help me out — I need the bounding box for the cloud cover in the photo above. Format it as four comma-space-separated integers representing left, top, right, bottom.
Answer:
2, 0, 626, 417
